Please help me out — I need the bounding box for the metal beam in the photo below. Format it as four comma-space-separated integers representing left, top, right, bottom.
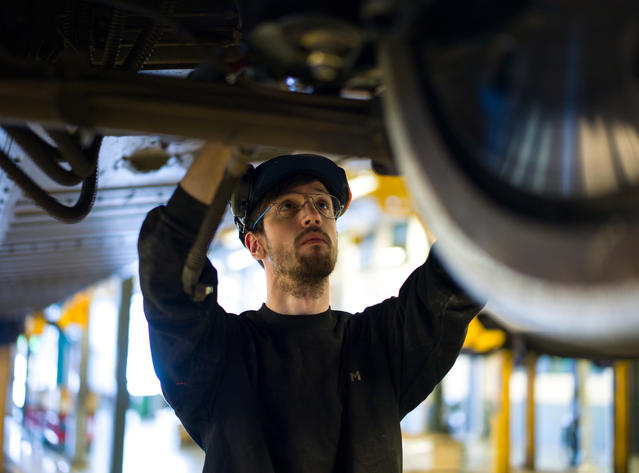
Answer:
0, 71, 392, 167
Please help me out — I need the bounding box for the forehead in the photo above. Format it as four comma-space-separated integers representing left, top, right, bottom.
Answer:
281, 179, 329, 195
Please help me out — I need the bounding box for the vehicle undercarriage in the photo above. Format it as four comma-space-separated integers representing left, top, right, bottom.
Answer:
2, 0, 639, 358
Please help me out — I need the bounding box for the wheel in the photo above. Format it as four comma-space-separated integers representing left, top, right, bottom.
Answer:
379, 0, 639, 357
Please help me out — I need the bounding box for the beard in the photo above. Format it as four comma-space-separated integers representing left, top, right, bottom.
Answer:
265, 227, 337, 299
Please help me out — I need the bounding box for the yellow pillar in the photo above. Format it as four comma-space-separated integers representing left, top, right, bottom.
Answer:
525, 354, 537, 471
0, 344, 10, 473
614, 361, 629, 473
493, 350, 512, 473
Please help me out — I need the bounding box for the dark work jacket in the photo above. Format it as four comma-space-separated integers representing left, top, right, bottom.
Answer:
137, 186, 482, 473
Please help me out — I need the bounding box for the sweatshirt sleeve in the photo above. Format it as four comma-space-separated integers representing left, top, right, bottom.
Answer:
364, 245, 484, 418
137, 185, 231, 447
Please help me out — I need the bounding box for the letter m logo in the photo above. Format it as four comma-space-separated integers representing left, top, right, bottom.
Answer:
349, 370, 362, 382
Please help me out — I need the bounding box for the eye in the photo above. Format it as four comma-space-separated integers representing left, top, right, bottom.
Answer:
278, 199, 300, 216
316, 196, 332, 211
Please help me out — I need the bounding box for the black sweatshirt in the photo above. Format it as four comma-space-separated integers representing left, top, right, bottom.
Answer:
137, 186, 482, 473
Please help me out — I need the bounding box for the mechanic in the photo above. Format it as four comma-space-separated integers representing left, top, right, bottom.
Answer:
137, 143, 483, 473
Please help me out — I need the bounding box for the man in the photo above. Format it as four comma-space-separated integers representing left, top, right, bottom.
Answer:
138, 144, 482, 473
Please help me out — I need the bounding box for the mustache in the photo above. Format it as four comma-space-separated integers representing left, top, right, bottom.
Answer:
295, 227, 332, 247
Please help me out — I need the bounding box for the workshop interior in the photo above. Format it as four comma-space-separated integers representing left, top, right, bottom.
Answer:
1, 1, 639, 472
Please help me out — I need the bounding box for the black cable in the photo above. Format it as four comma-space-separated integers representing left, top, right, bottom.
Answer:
84, 0, 210, 56
62, 0, 76, 52
47, 130, 97, 179
3, 126, 84, 186
123, 0, 176, 71
101, 7, 125, 68
0, 147, 99, 223
78, 1, 96, 64
3, 126, 100, 186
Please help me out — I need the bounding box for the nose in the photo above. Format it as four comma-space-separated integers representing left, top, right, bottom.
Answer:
300, 198, 321, 226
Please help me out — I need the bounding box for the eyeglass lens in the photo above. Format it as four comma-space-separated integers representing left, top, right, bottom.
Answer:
276, 193, 341, 219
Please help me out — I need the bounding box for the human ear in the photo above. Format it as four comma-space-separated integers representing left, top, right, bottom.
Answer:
245, 232, 266, 261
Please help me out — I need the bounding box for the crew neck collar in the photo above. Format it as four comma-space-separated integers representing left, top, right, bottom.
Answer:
251, 303, 334, 329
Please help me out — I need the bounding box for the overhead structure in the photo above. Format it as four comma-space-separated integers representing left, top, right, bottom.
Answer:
1, 0, 639, 357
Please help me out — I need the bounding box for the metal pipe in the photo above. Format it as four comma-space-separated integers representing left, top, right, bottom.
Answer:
182, 151, 248, 300
0, 74, 391, 162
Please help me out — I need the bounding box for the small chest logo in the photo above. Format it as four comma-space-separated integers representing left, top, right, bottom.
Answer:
349, 370, 362, 382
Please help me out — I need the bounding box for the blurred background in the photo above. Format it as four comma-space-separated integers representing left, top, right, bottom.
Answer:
0, 166, 636, 473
